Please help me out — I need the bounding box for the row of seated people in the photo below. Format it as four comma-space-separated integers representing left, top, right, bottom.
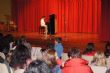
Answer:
0, 46, 92, 73
0, 33, 110, 73
0, 33, 63, 73
61, 42, 110, 73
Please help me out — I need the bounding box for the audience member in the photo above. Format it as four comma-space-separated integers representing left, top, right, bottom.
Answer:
24, 60, 52, 73
104, 42, 110, 58
104, 42, 110, 69
91, 52, 106, 66
18, 36, 32, 50
83, 43, 96, 56
45, 49, 61, 73
10, 44, 31, 73
62, 48, 93, 73
54, 37, 63, 59
2, 34, 14, 56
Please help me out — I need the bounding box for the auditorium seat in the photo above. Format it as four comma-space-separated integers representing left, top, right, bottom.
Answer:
90, 65, 107, 73
31, 47, 42, 60
82, 55, 93, 64
0, 52, 5, 59
39, 26, 45, 34
62, 53, 68, 66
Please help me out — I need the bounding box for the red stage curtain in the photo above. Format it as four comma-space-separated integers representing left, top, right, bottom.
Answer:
11, 0, 101, 33
100, 0, 110, 41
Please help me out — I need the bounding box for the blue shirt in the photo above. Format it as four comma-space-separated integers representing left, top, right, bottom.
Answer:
54, 43, 63, 58
52, 65, 61, 73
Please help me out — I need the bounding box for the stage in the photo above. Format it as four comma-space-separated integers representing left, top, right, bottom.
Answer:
2, 31, 106, 52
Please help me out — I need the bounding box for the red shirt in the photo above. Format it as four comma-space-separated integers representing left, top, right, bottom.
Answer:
62, 58, 93, 73
85, 50, 96, 56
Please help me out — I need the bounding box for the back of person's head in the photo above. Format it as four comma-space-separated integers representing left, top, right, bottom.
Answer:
68, 48, 81, 58
92, 52, 106, 66
10, 44, 31, 69
24, 60, 52, 73
83, 42, 95, 54
4, 34, 14, 43
87, 43, 94, 49
105, 42, 110, 58
55, 37, 62, 43
44, 49, 57, 69
2, 34, 14, 55
19, 35, 27, 44
41, 48, 48, 53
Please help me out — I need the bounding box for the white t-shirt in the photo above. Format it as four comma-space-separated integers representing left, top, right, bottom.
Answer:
40, 18, 46, 27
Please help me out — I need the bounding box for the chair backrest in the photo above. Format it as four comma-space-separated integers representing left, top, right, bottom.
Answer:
62, 53, 68, 66
0, 57, 13, 73
31, 47, 42, 60
90, 65, 107, 73
39, 26, 45, 34
82, 55, 93, 64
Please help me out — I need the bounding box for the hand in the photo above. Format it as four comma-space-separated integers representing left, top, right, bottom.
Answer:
55, 52, 59, 59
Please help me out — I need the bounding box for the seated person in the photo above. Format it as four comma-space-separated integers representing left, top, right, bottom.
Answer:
83, 43, 96, 56
104, 42, 110, 69
10, 44, 31, 73
40, 16, 48, 38
24, 60, 52, 73
62, 48, 93, 73
91, 52, 106, 66
104, 42, 110, 58
44, 49, 61, 73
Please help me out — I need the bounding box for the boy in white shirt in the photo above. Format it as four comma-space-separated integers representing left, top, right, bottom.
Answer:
40, 16, 48, 39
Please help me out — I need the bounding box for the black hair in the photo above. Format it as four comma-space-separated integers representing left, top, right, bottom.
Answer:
10, 44, 31, 69
68, 48, 80, 58
2, 34, 14, 56
24, 60, 52, 73
55, 37, 62, 43
83, 43, 95, 54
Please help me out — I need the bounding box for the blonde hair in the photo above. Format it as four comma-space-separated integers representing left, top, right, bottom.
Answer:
92, 52, 106, 66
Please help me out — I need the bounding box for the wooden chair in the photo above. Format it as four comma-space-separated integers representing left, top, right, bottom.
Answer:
39, 26, 45, 34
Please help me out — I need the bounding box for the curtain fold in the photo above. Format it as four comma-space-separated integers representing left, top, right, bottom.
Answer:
11, 0, 101, 34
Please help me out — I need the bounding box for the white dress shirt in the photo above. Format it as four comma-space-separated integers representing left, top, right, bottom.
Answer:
40, 18, 46, 27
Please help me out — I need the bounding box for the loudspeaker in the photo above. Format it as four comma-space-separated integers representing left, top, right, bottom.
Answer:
48, 14, 55, 34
